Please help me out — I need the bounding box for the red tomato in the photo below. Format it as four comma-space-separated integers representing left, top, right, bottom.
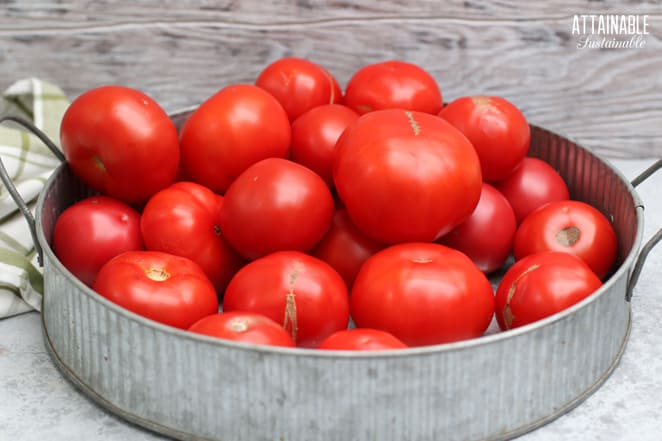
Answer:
495, 251, 602, 330
140, 181, 245, 294
219, 157, 335, 260
333, 109, 482, 244
222, 251, 350, 348
317, 328, 408, 351
93, 251, 219, 329
179, 84, 291, 194
513, 200, 618, 279
350, 243, 495, 346
52, 196, 144, 287
290, 104, 359, 188
60, 86, 180, 204
344, 60, 442, 115
311, 208, 386, 289
189, 312, 295, 348
495, 157, 570, 224
439, 183, 517, 274
438, 96, 530, 182
255, 57, 343, 121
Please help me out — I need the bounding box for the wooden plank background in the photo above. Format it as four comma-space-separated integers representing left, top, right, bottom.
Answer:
0, 0, 660, 158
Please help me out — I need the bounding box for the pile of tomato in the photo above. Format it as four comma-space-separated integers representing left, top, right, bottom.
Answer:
53, 58, 618, 351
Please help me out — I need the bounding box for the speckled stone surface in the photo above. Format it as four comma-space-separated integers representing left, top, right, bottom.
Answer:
0, 158, 660, 441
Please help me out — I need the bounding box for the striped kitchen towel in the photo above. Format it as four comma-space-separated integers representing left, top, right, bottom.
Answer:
0, 78, 69, 318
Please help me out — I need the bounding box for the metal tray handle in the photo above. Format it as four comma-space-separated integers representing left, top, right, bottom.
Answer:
0, 115, 659, 299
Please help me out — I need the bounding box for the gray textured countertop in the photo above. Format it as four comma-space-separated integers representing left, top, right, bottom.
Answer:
1, 158, 660, 441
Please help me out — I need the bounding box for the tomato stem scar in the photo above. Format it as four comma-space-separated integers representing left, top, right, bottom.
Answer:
228, 318, 249, 333
405, 111, 421, 135
145, 267, 170, 282
503, 264, 540, 330
556, 226, 581, 247
93, 155, 106, 172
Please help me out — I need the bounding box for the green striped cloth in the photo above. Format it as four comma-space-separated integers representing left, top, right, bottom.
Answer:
0, 78, 69, 318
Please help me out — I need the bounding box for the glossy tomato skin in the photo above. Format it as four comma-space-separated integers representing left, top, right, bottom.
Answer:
219, 157, 335, 260
255, 57, 343, 122
439, 183, 516, 274
179, 84, 291, 194
350, 243, 495, 346
495, 157, 570, 224
189, 312, 295, 348
344, 60, 442, 115
140, 181, 245, 294
311, 208, 386, 289
495, 252, 602, 330
333, 109, 482, 244
438, 96, 530, 182
52, 196, 144, 287
222, 251, 350, 348
317, 328, 408, 351
513, 200, 618, 279
60, 86, 180, 204
290, 104, 359, 188
93, 250, 219, 329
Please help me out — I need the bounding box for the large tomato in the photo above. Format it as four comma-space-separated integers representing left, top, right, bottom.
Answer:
350, 243, 495, 346
438, 96, 530, 182
495, 157, 570, 224
179, 84, 291, 194
290, 104, 359, 188
317, 328, 408, 351
52, 196, 144, 287
333, 109, 482, 244
439, 183, 516, 274
219, 157, 335, 260
189, 312, 295, 348
140, 181, 245, 294
311, 208, 385, 289
495, 251, 602, 330
255, 57, 343, 121
343, 60, 442, 115
93, 251, 219, 329
60, 85, 180, 204
513, 200, 618, 279
222, 251, 350, 348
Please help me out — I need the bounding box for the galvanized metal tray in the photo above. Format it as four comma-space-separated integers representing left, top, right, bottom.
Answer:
2, 112, 661, 441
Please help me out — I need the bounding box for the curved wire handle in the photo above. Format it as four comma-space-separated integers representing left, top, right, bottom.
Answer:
0, 115, 65, 265
626, 159, 662, 301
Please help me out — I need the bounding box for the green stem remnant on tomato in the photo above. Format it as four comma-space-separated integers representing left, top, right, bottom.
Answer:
555, 226, 581, 247
503, 264, 540, 330
145, 267, 170, 282
405, 111, 421, 136
283, 265, 301, 343
93, 155, 106, 172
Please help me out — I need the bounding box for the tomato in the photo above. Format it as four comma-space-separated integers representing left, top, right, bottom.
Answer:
438, 96, 530, 182
333, 109, 482, 244
343, 60, 442, 115
52, 196, 144, 287
93, 250, 219, 329
513, 200, 618, 279
350, 243, 495, 346
219, 157, 335, 260
317, 328, 408, 351
140, 181, 245, 294
290, 104, 359, 188
222, 251, 349, 348
255, 57, 343, 121
439, 183, 516, 274
189, 311, 295, 348
495, 157, 570, 224
310, 208, 385, 289
179, 84, 291, 194
495, 251, 602, 330
60, 86, 180, 204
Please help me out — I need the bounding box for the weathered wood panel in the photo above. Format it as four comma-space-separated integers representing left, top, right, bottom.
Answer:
0, 1, 660, 158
